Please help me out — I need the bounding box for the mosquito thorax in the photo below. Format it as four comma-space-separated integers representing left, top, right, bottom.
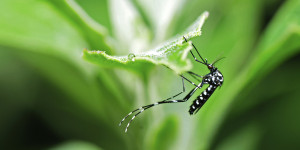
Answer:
207, 64, 217, 72
212, 70, 223, 86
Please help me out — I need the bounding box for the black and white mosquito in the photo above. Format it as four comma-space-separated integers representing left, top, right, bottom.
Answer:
119, 36, 224, 133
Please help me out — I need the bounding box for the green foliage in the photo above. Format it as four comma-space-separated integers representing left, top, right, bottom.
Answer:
1, 0, 300, 150
83, 12, 208, 77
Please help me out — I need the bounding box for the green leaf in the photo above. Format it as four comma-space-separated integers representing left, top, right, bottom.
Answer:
83, 11, 209, 77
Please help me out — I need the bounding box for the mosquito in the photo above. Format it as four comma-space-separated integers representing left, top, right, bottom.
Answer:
119, 36, 224, 133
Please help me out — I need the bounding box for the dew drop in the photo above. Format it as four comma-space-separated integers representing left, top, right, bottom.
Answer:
128, 53, 136, 61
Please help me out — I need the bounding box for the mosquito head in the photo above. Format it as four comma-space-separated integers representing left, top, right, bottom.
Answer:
207, 63, 216, 72
207, 57, 225, 72
207, 64, 213, 69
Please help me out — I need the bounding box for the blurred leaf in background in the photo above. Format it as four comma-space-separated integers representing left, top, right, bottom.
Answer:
0, 0, 300, 150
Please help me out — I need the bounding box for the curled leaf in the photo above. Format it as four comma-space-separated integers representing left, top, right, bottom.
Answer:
83, 11, 209, 76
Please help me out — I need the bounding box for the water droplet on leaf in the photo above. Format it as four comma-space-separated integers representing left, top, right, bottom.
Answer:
128, 53, 136, 61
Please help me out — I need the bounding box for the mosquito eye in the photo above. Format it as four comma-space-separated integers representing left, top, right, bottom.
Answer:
208, 65, 212, 69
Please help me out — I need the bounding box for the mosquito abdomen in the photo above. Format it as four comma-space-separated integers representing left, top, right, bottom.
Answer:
189, 85, 217, 115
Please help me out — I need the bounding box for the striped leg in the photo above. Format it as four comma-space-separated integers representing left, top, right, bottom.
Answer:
183, 36, 207, 65
120, 77, 186, 131
187, 71, 203, 82
121, 81, 204, 133
188, 71, 203, 78
180, 75, 202, 88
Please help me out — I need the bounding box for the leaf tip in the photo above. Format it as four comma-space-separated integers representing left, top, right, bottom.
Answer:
203, 11, 209, 19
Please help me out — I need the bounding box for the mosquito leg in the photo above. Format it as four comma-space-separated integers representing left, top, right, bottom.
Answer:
183, 36, 207, 65
163, 63, 202, 88
123, 81, 204, 132
161, 81, 203, 104
119, 107, 145, 126
180, 75, 202, 88
119, 77, 186, 127
163, 76, 185, 100
183, 38, 205, 64
120, 73, 204, 131
124, 107, 148, 133
187, 71, 203, 82
188, 71, 203, 78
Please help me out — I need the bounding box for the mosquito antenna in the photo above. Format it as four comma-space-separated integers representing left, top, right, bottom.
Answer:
183, 36, 206, 64
212, 57, 226, 65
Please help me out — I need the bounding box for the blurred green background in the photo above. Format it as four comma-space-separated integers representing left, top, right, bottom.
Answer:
1, 0, 300, 150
